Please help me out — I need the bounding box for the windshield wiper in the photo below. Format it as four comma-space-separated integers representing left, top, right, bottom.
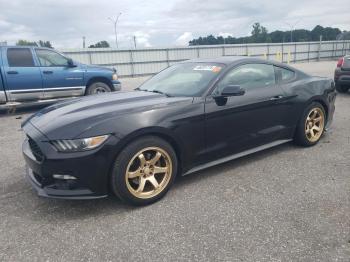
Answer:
135, 88, 171, 97
151, 90, 172, 97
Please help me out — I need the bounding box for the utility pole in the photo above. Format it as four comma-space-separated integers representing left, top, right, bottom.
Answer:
108, 12, 122, 48
318, 35, 323, 61
284, 19, 301, 42
82, 36, 86, 48
133, 35, 137, 49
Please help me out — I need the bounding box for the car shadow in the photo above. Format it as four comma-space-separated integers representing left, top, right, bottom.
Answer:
173, 142, 298, 188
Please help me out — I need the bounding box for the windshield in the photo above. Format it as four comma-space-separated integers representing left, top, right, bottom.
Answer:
137, 62, 225, 97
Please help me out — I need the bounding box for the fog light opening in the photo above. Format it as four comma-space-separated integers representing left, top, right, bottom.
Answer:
53, 174, 77, 180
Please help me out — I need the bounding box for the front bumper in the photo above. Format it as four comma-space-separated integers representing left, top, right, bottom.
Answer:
25, 166, 107, 199
336, 76, 350, 86
334, 69, 350, 86
22, 122, 119, 199
112, 80, 122, 91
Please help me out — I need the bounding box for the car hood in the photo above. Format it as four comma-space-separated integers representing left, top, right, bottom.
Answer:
25, 91, 193, 140
81, 63, 115, 72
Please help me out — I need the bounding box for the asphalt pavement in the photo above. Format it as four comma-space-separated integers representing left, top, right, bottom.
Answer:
0, 60, 349, 262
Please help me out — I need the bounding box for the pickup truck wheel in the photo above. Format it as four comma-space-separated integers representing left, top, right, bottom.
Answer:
86, 82, 111, 95
335, 83, 349, 93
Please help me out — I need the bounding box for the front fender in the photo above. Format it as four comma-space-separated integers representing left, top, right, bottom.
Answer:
113, 126, 185, 167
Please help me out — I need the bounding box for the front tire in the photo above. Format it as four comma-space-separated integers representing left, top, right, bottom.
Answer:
111, 136, 178, 206
294, 102, 326, 147
86, 82, 111, 95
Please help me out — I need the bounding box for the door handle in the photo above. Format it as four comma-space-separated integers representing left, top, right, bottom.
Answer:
7, 71, 18, 74
270, 95, 284, 101
43, 70, 53, 74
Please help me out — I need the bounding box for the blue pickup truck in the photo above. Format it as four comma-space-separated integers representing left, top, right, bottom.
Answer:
0, 46, 121, 107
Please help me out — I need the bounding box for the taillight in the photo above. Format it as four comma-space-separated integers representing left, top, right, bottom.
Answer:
337, 57, 344, 67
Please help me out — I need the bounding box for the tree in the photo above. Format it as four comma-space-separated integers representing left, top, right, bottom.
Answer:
260, 25, 270, 42
188, 24, 342, 46
269, 30, 285, 42
250, 23, 269, 43
38, 40, 53, 48
337, 31, 350, 40
16, 39, 53, 48
251, 22, 262, 41
322, 27, 341, 40
311, 25, 324, 41
89, 41, 110, 48
310, 25, 341, 41
16, 40, 38, 46
292, 29, 311, 42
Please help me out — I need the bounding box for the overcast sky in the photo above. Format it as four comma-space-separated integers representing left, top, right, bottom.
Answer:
0, 0, 349, 49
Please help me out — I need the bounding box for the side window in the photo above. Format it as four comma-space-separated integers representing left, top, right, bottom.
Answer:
281, 67, 295, 82
7, 48, 35, 67
36, 49, 69, 67
275, 66, 295, 82
216, 63, 276, 94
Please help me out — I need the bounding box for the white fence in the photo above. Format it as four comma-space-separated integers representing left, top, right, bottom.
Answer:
59, 40, 350, 77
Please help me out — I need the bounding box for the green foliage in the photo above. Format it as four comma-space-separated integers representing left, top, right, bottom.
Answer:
38, 40, 53, 48
16, 39, 53, 48
337, 31, 350, 40
189, 24, 342, 46
89, 41, 110, 48
250, 23, 270, 43
16, 39, 38, 46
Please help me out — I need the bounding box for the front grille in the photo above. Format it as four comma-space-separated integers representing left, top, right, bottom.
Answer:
28, 136, 44, 161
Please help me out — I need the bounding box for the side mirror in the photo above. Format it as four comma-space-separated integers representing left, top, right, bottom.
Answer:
67, 58, 76, 67
221, 85, 245, 97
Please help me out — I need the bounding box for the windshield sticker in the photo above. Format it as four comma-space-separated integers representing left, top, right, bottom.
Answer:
211, 66, 222, 73
193, 65, 222, 72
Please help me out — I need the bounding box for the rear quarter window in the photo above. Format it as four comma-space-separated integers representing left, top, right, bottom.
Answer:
275, 66, 295, 82
7, 48, 35, 67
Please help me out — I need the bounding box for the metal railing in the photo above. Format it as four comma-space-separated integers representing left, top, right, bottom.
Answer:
59, 40, 350, 77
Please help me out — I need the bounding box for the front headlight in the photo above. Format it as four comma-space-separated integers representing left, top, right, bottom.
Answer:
51, 135, 109, 152
112, 73, 118, 80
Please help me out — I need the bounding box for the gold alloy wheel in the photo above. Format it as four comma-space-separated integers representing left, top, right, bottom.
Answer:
305, 107, 325, 142
125, 147, 172, 199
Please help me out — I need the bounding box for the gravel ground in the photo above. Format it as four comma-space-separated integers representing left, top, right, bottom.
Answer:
0, 61, 349, 262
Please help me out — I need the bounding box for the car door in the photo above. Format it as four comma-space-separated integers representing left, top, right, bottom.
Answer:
204, 63, 291, 161
2, 47, 43, 102
34, 48, 85, 99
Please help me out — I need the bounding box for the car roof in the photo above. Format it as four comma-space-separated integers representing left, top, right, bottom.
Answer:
182, 56, 270, 65
182, 56, 306, 73
0, 45, 50, 49
185, 56, 291, 65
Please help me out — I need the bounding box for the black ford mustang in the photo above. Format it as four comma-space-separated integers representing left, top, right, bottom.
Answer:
22, 57, 336, 205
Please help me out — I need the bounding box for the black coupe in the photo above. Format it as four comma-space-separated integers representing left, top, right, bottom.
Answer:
22, 57, 336, 205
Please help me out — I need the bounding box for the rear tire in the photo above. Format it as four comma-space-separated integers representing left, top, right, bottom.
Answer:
335, 83, 349, 93
294, 102, 326, 147
86, 82, 111, 95
111, 136, 178, 206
